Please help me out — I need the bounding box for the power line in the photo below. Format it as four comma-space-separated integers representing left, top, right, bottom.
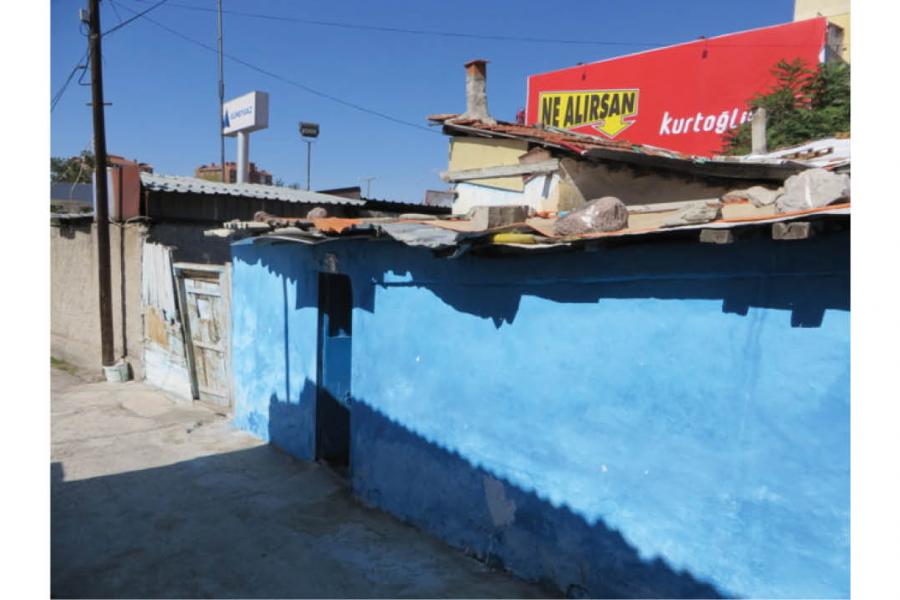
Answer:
51, 51, 88, 112
151, 1, 824, 49
112, 1, 440, 135
103, 0, 170, 35
51, 0, 171, 112
156, 0, 665, 47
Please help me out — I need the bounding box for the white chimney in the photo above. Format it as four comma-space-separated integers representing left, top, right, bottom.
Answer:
751, 107, 768, 155
460, 59, 496, 124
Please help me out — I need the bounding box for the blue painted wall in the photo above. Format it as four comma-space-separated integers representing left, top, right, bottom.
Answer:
231, 231, 850, 598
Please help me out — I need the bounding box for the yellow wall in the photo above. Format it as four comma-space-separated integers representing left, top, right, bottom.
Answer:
448, 137, 529, 191
794, 0, 850, 61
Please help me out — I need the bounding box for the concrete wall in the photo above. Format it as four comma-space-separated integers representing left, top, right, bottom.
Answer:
562, 158, 738, 207
50, 220, 146, 379
449, 137, 529, 192
51, 219, 233, 387
451, 156, 744, 215
230, 230, 850, 598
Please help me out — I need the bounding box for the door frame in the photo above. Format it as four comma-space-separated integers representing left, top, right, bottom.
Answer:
173, 262, 233, 412
315, 271, 353, 472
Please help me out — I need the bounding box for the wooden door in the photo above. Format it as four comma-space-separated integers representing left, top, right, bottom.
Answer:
178, 267, 230, 408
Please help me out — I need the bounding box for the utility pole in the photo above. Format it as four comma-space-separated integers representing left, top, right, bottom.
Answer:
88, 0, 115, 368
217, 0, 225, 182
361, 176, 376, 198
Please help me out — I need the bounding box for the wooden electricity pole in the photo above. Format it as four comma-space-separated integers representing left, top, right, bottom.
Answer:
217, 0, 225, 182
88, 0, 115, 367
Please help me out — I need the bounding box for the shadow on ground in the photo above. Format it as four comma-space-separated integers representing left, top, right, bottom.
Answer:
51, 445, 550, 599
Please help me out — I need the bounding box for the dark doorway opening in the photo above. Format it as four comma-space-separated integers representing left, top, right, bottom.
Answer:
316, 272, 352, 475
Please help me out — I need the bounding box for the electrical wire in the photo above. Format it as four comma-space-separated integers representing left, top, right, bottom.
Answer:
112, 1, 441, 135
157, 0, 664, 47
52, 0, 171, 112
51, 51, 88, 112
152, 0, 822, 49
103, 0, 171, 35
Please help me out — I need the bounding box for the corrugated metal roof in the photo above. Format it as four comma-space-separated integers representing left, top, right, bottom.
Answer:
429, 115, 850, 181
220, 202, 849, 256
140, 172, 366, 206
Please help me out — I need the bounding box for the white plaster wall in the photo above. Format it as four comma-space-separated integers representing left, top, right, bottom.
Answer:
452, 174, 559, 214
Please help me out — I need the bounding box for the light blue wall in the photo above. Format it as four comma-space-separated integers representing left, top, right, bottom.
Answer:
230, 231, 850, 598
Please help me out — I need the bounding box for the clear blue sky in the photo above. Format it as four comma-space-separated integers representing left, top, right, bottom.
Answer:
51, 0, 794, 202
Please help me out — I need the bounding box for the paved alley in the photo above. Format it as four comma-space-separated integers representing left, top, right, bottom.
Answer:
50, 367, 548, 598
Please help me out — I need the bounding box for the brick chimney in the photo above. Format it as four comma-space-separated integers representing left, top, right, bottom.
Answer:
460, 59, 496, 124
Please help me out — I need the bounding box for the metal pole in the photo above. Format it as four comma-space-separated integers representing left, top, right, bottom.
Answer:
361, 177, 375, 197
217, 0, 225, 182
88, 0, 115, 367
306, 140, 312, 190
236, 131, 249, 183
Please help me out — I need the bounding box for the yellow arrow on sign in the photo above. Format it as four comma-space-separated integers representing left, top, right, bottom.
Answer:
593, 113, 636, 138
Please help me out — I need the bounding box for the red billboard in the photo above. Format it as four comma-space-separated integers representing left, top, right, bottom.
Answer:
526, 18, 828, 156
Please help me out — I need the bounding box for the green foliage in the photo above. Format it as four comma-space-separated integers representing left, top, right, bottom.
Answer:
723, 59, 850, 155
50, 151, 95, 183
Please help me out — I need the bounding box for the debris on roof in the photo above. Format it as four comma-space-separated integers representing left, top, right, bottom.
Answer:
739, 137, 850, 171
212, 193, 850, 257
429, 115, 851, 181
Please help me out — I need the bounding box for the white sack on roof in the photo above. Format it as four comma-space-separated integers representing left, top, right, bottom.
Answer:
554, 196, 628, 236
723, 185, 782, 207
776, 168, 850, 213
663, 203, 721, 228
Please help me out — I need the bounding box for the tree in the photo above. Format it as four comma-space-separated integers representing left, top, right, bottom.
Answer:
723, 59, 850, 155
50, 151, 96, 183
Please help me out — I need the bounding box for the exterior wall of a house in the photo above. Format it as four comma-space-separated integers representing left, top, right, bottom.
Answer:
50, 219, 233, 397
562, 158, 736, 206
794, 0, 850, 61
50, 220, 147, 379
230, 230, 850, 598
448, 137, 529, 192
449, 153, 747, 215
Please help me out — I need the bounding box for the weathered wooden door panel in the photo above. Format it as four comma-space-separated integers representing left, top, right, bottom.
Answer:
177, 267, 230, 408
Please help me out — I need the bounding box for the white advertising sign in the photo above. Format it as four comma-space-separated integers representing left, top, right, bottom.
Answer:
222, 91, 269, 136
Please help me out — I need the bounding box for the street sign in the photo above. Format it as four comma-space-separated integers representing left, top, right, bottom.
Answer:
222, 91, 269, 137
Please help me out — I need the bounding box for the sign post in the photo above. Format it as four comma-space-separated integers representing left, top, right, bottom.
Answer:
223, 91, 269, 183
299, 122, 319, 191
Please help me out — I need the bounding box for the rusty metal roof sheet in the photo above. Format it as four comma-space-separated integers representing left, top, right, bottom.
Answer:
428, 115, 850, 181
223, 201, 849, 256
140, 173, 366, 206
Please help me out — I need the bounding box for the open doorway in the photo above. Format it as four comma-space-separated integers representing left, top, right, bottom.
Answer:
315, 273, 352, 474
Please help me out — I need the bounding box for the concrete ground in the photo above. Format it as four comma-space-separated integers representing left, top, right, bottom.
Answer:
51, 367, 549, 599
